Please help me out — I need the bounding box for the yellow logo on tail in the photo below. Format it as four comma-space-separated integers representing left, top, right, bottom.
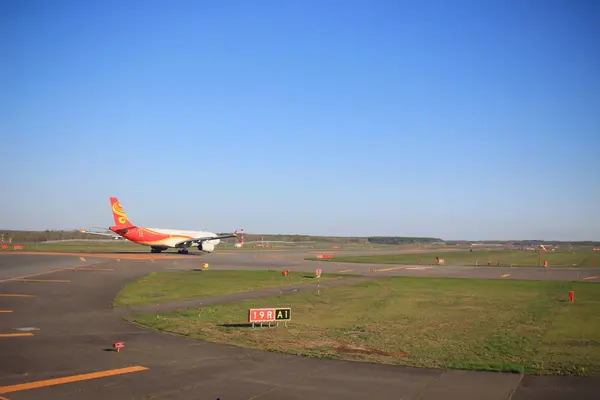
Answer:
112, 202, 129, 224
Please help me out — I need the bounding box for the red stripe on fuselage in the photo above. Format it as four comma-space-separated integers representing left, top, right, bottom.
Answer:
110, 226, 193, 245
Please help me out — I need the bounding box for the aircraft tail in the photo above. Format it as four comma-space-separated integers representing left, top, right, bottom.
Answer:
109, 197, 136, 229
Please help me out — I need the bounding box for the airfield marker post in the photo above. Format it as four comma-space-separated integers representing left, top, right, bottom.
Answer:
316, 269, 322, 295
113, 341, 125, 353
249, 307, 291, 329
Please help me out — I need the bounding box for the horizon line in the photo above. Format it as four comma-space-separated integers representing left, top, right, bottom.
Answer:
1, 228, 599, 243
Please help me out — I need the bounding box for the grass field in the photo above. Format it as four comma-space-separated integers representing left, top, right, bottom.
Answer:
1, 240, 408, 254
114, 270, 349, 306
3, 240, 306, 253
8, 240, 150, 253
307, 249, 599, 267
3, 240, 392, 253
130, 276, 600, 376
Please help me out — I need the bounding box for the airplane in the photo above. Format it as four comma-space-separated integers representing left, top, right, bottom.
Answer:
106, 197, 238, 254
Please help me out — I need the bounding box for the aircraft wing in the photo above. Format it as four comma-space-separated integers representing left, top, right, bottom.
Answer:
79, 228, 120, 238
174, 230, 238, 248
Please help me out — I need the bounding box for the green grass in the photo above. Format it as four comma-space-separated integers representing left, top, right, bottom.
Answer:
15, 240, 154, 253
129, 276, 600, 376
306, 250, 599, 267
114, 270, 349, 306
12, 240, 240, 253
7, 240, 404, 254
12, 240, 350, 253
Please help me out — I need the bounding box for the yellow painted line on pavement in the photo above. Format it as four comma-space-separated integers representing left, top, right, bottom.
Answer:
0, 366, 149, 394
501, 274, 511, 278
0, 270, 69, 283
582, 276, 599, 281
0, 260, 104, 283
0, 333, 33, 337
14, 279, 70, 283
338, 269, 354, 273
0, 294, 36, 297
71, 268, 114, 272
0, 310, 12, 313
373, 266, 404, 272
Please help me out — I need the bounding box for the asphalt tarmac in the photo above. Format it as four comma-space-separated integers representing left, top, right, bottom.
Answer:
1, 250, 599, 399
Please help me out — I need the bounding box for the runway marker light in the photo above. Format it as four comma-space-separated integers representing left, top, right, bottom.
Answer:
316, 269, 322, 278
113, 342, 125, 352
569, 291, 574, 303
80, 257, 86, 262
544, 260, 548, 267
201, 263, 209, 269
281, 270, 288, 277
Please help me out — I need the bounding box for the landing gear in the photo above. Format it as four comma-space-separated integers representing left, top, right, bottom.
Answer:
150, 246, 163, 253
177, 248, 189, 255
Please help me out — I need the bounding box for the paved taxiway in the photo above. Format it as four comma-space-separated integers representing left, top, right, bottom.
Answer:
1, 249, 599, 399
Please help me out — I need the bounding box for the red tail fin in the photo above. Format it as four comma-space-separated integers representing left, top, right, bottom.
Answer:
109, 197, 135, 229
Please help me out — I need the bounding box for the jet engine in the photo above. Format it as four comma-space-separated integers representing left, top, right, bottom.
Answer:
198, 242, 215, 253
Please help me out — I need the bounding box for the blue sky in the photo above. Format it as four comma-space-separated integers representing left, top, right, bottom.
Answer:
1, 0, 599, 240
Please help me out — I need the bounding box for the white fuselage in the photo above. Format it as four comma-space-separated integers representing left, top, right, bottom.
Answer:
142, 228, 221, 248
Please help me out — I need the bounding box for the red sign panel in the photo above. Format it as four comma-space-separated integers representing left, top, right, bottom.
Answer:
248, 308, 275, 323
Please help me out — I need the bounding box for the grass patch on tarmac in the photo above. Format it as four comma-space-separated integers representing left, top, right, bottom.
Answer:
20, 240, 146, 253
306, 250, 600, 267
130, 276, 600, 376
17, 241, 321, 253
114, 270, 348, 306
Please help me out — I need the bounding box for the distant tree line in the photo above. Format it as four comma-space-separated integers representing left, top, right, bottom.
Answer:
367, 237, 443, 245
1, 230, 107, 243
5, 230, 599, 247
446, 240, 600, 246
